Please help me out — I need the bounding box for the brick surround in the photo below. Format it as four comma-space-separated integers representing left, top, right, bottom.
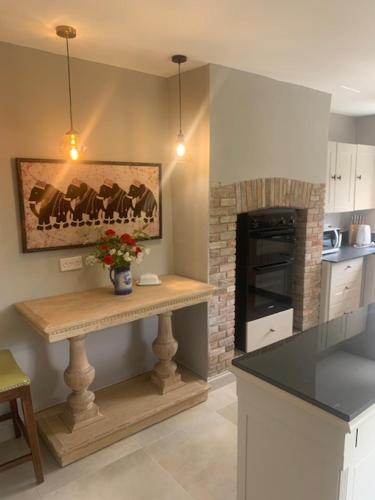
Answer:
208, 178, 325, 376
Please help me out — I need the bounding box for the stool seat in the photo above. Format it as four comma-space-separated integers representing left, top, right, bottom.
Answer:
0, 350, 30, 393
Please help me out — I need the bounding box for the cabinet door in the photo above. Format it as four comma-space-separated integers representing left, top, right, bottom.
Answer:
325, 142, 336, 213
349, 449, 375, 500
354, 145, 375, 210
335, 143, 356, 212
363, 255, 375, 306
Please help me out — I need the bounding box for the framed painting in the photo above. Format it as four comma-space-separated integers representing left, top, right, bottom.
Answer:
16, 158, 162, 252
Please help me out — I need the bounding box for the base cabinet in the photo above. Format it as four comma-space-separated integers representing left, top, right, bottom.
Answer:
363, 255, 375, 306
347, 449, 375, 500
233, 367, 375, 500
320, 258, 363, 323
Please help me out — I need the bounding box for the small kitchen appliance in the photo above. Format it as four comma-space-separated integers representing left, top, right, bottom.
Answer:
322, 226, 342, 255
355, 224, 372, 247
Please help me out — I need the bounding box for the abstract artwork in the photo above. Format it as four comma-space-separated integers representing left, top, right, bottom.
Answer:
16, 158, 161, 252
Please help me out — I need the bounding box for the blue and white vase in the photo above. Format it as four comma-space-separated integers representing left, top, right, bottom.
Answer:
109, 266, 133, 295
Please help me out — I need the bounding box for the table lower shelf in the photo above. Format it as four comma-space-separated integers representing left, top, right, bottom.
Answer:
37, 367, 209, 466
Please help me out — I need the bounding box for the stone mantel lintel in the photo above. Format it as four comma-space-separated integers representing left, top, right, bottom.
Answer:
16, 275, 214, 343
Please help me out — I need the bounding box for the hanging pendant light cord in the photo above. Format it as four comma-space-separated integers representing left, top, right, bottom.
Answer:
65, 37, 74, 131
178, 62, 182, 134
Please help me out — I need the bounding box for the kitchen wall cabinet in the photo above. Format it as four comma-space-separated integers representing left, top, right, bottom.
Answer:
354, 145, 375, 211
325, 142, 375, 213
326, 142, 356, 213
320, 257, 363, 323
325, 141, 336, 212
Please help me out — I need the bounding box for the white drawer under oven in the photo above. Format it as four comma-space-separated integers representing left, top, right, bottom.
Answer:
246, 308, 294, 353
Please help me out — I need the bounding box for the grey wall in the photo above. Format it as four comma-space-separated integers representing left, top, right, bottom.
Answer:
209, 64, 332, 185
356, 115, 375, 146
328, 113, 356, 143
0, 42, 173, 411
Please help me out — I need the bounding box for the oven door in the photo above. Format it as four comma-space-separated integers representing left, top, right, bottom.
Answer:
247, 260, 294, 320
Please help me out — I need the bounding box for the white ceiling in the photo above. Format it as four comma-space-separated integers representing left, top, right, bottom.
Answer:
1, 0, 375, 116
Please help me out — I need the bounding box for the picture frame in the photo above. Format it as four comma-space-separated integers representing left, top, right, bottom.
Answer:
16, 158, 162, 253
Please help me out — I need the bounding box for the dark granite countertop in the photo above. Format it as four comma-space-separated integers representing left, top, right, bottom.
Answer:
233, 304, 375, 421
322, 245, 375, 263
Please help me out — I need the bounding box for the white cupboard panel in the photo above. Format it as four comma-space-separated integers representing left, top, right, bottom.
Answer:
325, 142, 336, 212
354, 145, 375, 211
334, 143, 356, 213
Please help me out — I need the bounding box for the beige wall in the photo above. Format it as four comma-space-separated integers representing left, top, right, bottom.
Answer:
329, 113, 356, 143
0, 41, 173, 411
209, 64, 332, 185
167, 65, 210, 282
167, 66, 210, 377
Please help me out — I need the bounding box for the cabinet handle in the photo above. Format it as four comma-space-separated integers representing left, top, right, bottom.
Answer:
345, 265, 352, 270
357, 174, 362, 180
331, 174, 336, 180
267, 328, 276, 334
336, 175, 342, 180
345, 286, 350, 290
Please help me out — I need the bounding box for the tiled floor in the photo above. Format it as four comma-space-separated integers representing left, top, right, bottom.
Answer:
0, 381, 238, 500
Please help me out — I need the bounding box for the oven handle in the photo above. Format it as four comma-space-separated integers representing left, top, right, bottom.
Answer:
254, 261, 292, 272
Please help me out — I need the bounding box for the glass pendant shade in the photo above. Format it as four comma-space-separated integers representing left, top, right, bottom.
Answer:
56, 25, 85, 162
60, 129, 86, 161
176, 133, 186, 157
172, 54, 187, 160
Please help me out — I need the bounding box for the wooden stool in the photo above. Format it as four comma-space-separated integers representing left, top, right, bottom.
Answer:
0, 350, 44, 484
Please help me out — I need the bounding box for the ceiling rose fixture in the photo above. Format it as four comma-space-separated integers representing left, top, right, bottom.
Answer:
56, 25, 86, 161
171, 54, 187, 158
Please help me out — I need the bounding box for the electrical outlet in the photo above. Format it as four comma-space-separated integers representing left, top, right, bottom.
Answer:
60, 256, 83, 272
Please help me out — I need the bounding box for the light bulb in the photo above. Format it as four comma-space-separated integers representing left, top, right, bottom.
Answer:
61, 129, 86, 161
70, 146, 79, 161
176, 133, 185, 158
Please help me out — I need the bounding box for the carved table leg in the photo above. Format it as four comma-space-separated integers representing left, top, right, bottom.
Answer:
151, 311, 185, 394
61, 335, 101, 432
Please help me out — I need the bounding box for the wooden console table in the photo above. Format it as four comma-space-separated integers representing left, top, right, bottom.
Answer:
16, 275, 214, 466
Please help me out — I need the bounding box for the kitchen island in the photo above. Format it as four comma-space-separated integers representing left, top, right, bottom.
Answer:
232, 304, 375, 500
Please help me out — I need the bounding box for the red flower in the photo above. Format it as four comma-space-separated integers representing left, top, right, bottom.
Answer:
135, 246, 142, 255
105, 229, 116, 237
100, 244, 109, 252
121, 233, 136, 246
103, 254, 114, 265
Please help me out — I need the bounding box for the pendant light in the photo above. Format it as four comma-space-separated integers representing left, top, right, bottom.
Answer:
171, 54, 187, 158
56, 25, 86, 161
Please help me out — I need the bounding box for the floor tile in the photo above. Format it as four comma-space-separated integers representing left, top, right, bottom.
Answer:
217, 402, 238, 425
134, 402, 212, 447
203, 384, 237, 412
144, 412, 237, 500
0, 438, 42, 499
0, 380, 238, 500
0, 435, 141, 499
36, 435, 141, 497
41, 449, 192, 500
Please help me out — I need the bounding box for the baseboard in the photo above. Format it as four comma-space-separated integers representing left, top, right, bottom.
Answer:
208, 370, 236, 391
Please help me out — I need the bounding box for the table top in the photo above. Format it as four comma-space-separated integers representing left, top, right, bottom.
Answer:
233, 304, 375, 422
16, 275, 214, 343
322, 245, 375, 263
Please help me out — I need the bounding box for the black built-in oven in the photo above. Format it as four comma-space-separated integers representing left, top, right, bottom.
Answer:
235, 209, 296, 351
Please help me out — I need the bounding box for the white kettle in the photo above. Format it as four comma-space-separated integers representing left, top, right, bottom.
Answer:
356, 225, 372, 246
